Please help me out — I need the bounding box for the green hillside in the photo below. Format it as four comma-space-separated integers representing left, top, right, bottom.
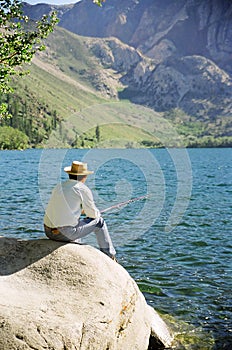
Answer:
1, 26, 231, 149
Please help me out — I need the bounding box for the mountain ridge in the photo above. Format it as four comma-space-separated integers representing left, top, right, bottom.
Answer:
23, 0, 232, 72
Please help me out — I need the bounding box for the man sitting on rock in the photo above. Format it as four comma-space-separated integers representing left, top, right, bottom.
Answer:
44, 160, 116, 260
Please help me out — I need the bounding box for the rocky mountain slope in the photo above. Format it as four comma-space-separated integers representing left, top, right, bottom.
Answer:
22, 0, 232, 125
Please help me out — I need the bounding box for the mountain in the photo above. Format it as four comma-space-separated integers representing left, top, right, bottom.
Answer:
3, 0, 231, 148
59, 0, 232, 73
23, 0, 232, 76
22, 0, 232, 121
3, 27, 176, 148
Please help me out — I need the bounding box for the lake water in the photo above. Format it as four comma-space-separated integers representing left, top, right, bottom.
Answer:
0, 148, 231, 349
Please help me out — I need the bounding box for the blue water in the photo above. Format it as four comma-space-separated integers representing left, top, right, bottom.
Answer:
1, 148, 231, 349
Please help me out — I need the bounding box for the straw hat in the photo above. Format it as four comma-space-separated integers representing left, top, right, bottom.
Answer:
64, 161, 94, 175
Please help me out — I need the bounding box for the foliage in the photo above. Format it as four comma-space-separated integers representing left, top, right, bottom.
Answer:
95, 124, 100, 142
0, 102, 8, 116
0, 125, 29, 149
0, 0, 58, 118
0, 87, 60, 146
93, 0, 105, 6
0, 0, 105, 120
186, 135, 232, 148
140, 140, 162, 148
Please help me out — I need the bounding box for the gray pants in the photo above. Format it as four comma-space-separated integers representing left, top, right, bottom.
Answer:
44, 217, 116, 257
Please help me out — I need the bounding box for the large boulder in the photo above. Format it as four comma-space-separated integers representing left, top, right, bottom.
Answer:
0, 237, 173, 349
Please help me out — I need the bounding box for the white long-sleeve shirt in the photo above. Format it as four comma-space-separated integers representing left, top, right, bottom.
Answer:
44, 179, 100, 228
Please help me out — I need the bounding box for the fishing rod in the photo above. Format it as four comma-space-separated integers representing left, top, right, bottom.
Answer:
100, 194, 149, 214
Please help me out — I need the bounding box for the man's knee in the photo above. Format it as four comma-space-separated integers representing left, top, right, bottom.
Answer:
95, 217, 105, 228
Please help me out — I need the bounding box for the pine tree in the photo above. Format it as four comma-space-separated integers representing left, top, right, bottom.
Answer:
96, 125, 100, 142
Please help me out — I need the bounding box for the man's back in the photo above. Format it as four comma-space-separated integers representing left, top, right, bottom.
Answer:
44, 179, 100, 228
44, 179, 82, 228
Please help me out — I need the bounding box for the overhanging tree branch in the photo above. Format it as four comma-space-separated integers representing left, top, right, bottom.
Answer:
0, 0, 106, 119
0, 0, 58, 118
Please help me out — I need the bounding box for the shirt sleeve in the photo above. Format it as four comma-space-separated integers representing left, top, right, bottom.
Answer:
79, 184, 101, 219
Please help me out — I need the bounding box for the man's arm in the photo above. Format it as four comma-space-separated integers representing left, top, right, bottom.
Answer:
81, 186, 100, 219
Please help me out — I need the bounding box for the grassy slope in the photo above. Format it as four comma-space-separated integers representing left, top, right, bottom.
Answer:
14, 27, 168, 148
10, 26, 232, 148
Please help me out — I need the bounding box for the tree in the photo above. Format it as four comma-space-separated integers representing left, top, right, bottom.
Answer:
95, 124, 100, 142
93, 0, 105, 5
0, 0, 58, 118
0, 0, 105, 119
0, 125, 29, 149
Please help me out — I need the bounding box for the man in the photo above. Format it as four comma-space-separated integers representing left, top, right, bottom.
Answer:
44, 160, 116, 260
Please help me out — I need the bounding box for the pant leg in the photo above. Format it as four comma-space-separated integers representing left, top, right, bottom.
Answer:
74, 217, 116, 257
44, 218, 116, 257
94, 221, 116, 257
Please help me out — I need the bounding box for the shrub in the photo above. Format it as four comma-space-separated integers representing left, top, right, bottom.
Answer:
0, 126, 29, 150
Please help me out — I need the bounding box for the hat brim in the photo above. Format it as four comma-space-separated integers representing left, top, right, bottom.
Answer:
64, 166, 94, 175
